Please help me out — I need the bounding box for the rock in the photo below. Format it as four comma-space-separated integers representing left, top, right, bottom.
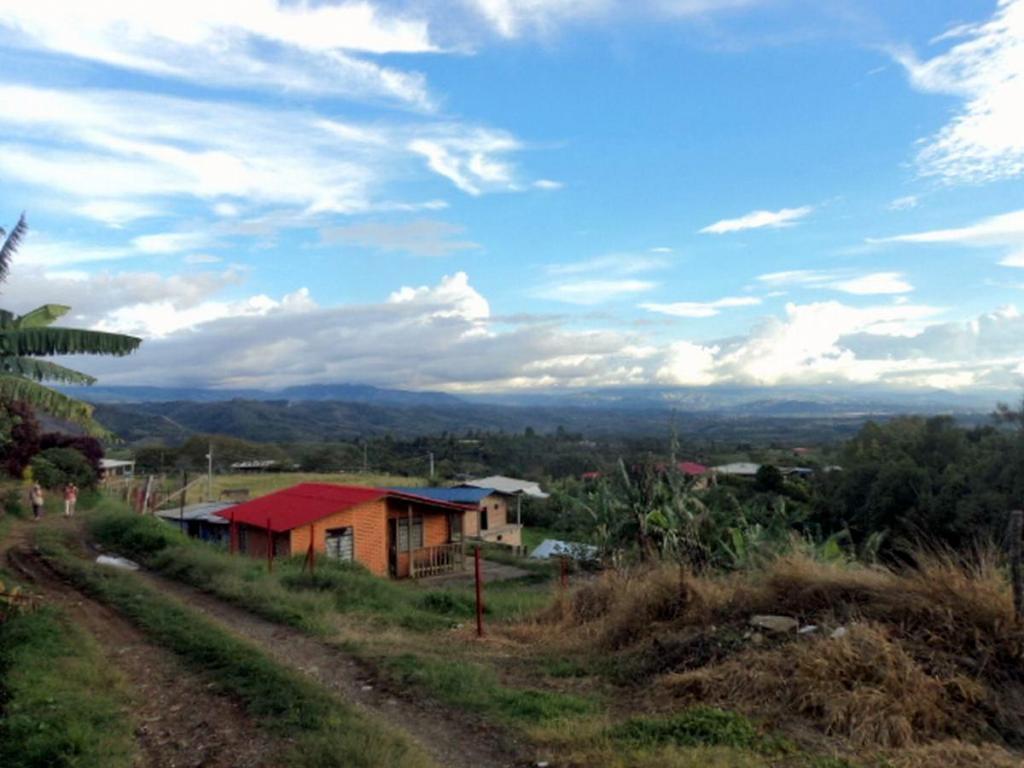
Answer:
750, 632, 764, 645
749, 614, 799, 633
831, 626, 848, 639
797, 625, 818, 635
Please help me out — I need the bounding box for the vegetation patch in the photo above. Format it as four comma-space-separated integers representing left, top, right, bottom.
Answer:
381, 652, 598, 724
34, 532, 436, 768
0, 601, 135, 768
608, 707, 759, 750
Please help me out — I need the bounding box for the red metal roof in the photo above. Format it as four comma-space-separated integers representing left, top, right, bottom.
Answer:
678, 462, 710, 476
215, 483, 467, 532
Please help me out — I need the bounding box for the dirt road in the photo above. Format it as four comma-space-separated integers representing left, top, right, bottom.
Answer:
3, 518, 282, 768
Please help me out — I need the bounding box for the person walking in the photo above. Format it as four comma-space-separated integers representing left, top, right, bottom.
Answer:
30, 483, 44, 521
64, 482, 78, 517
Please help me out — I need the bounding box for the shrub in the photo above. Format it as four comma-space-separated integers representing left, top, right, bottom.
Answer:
2, 487, 25, 518
29, 447, 97, 490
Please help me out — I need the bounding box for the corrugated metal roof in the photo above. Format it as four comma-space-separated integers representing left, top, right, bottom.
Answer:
156, 501, 234, 524
459, 475, 549, 499
678, 461, 709, 476
388, 486, 491, 504
213, 483, 466, 532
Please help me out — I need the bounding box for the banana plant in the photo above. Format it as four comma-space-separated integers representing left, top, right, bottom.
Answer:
1, 214, 141, 434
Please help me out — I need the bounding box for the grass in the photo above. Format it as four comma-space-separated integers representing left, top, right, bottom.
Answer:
0, 592, 136, 768
608, 707, 760, 750
33, 529, 437, 768
380, 652, 598, 725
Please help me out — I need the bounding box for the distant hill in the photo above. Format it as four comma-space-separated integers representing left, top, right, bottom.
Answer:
62, 383, 462, 407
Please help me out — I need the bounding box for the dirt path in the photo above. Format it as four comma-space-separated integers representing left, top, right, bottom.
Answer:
3, 518, 283, 768
127, 567, 533, 768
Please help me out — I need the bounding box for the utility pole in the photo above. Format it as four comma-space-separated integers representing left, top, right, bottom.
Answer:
429, 451, 435, 480
205, 443, 213, 501
362, 443, 368, 473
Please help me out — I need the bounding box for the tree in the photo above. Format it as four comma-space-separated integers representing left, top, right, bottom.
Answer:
0, 400, 40, 477
0, 214, 141, 433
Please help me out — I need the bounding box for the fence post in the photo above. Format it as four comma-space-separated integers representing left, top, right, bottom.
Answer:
266, 517, 273, 574
560, 555, 569, 589
1010, 510, 1023, 621
475, 545, 484, 638
306, 523, 315, 575
229, 510, 237, 555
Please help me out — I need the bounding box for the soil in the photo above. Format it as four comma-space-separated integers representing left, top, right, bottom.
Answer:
2, 517, 282, 768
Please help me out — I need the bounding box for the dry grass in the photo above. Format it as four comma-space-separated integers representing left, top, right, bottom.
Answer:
528, 551, 1024, 759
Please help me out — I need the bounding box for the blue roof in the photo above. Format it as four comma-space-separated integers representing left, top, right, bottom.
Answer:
388, 486, 492, 505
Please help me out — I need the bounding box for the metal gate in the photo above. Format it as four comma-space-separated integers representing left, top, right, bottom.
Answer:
325, 527, 354, 561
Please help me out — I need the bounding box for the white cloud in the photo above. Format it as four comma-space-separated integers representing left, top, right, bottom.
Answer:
650, 246, 673, 253
463, 0, 763, 38
73, 200, 161, 227
546, 253, 667, 276
0, 84, 529, 220
533, 179, 564, 190
321, 220, 479, 257
895, 0, 1024, 183
642, 296, 761, 318
888, 195, 919, 211
872, 208, 1024, 266
756, 269, 913, 296
17, 264, 1024, 394
537, 252, 667, 304
0, 0, 437, 108
537, 279, 658, 305
409, 130, 521, 195
829, 272, 913, 295
700, 205, 813, 234
132, 232, 212, 255
999, 251, 1024, 267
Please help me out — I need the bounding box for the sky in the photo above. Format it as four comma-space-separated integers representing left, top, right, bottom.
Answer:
2, 0, 1024, 394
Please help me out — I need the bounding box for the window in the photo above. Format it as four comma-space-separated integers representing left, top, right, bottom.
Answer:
397, 518, 423, 549
325, 527, 354, 561
450, 514, 463, 542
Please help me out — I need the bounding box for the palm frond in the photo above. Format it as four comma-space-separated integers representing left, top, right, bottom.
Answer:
0, 374, 107, 435
15, 304, 71, 329
0, 327, 142, 357
0, 213, 27, 285
0, 356, 97, 385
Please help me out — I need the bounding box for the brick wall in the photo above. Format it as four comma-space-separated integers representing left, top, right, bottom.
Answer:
288, 499, 390, 577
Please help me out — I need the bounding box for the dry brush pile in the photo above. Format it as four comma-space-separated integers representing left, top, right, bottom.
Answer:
526, 552, 1024, 765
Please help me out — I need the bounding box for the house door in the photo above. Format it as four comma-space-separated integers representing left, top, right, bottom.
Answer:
480, 507, 489, 531
325, 527, 354, 562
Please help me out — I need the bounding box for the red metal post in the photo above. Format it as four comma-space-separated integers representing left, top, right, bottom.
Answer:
229, 510, 237, 555
307, 523, 315, 575
474, 545, 484, 638
266, 517, 273, 574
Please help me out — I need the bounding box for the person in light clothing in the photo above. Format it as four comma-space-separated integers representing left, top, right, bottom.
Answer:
30, 483, 44, 520
64, 483, 78, 517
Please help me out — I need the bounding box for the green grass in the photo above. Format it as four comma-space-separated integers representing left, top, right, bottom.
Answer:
33, 530, 436, 768
380, 652, 599, 725
609, 708, 760, 750
0, 599, 136, 768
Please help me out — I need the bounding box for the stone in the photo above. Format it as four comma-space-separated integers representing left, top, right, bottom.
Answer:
831, 626, 848, 639
749, 614, 799, 633
797, 625, 818, 635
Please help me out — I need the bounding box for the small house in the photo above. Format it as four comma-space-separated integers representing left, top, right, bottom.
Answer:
712, 462, 761, 478
389, 485, 522, 546
215, 484, 468, 578
156, 502, 233, 545
100, 458, 135, 481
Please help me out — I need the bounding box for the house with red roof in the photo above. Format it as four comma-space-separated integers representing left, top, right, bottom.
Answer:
216, 483, 469, 578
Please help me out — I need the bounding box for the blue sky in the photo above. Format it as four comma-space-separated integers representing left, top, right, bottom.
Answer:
2, 0, 1023, 393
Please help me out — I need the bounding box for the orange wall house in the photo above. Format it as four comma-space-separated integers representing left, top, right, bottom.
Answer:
220, 484, 467, 578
